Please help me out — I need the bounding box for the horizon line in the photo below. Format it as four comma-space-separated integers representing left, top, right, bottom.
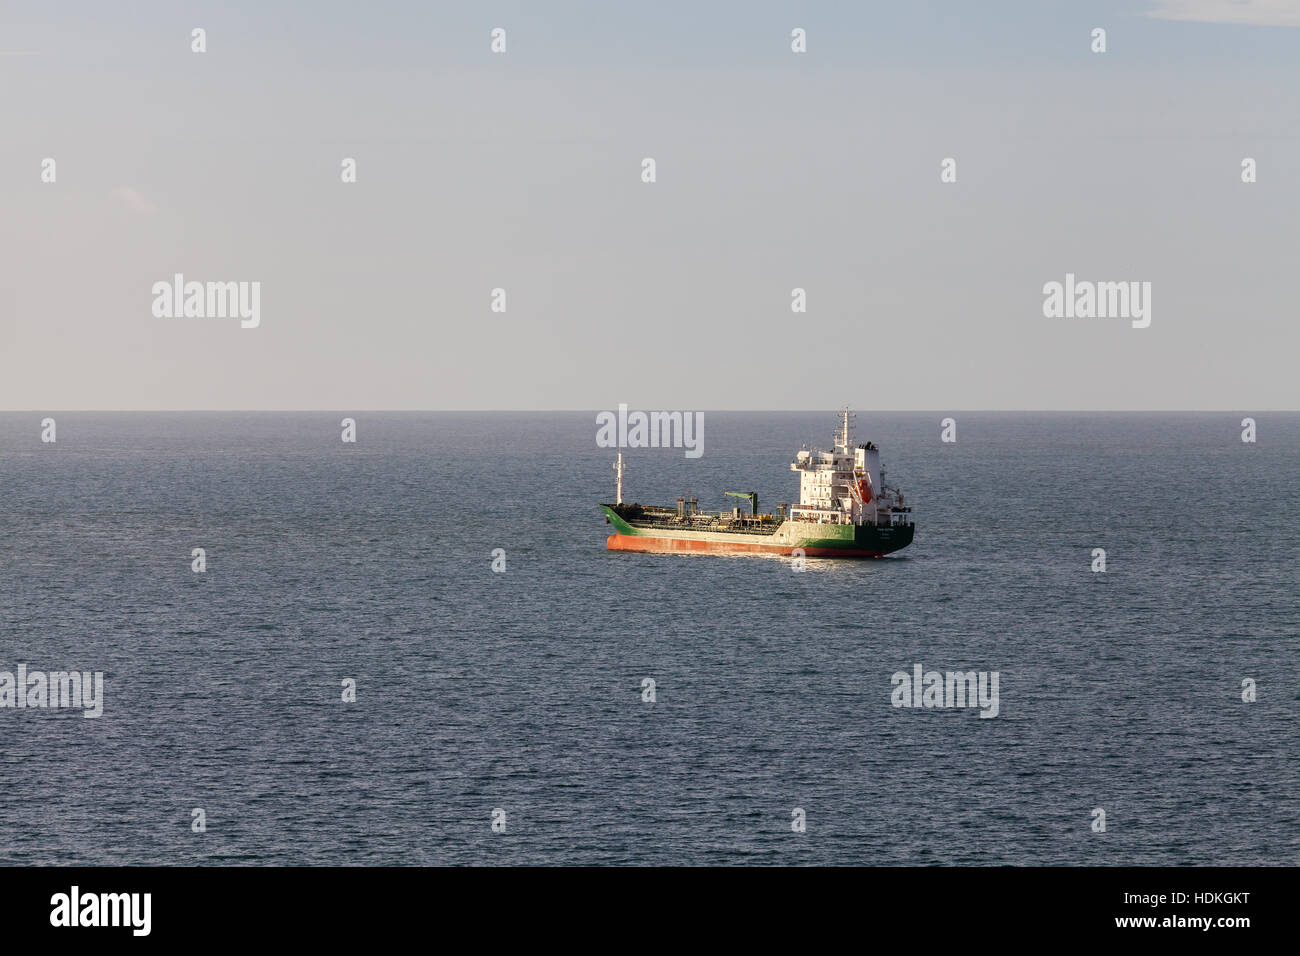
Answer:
1, 409, 1296, 415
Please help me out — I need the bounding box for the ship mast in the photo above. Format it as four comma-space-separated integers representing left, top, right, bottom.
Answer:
613, 451, 625, 505
835, 407, 855, 453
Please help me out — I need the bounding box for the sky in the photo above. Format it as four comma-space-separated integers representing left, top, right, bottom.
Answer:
1, 0, 1297, 410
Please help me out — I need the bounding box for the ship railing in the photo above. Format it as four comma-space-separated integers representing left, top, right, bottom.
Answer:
623, 510, 782, 536
789, 508, 850, 525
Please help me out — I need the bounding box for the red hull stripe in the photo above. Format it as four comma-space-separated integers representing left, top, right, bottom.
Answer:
606, 534, 884, 559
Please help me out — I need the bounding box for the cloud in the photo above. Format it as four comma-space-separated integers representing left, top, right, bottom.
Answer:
1146, 0, 1300, 26
109, 186, 158, 216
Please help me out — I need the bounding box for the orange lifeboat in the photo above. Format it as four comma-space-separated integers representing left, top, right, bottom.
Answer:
855, 477, 873, 504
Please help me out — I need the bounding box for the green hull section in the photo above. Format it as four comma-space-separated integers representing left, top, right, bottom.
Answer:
601, 504, 914, 557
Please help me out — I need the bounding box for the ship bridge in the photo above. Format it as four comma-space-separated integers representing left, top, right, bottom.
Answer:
789, 409, 904, 527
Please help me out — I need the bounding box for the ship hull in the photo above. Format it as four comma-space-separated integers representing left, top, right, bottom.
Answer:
600, 505, 913, 558
606, 534, 896, 558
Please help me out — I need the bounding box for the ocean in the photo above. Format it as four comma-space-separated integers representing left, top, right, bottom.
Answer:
0, 412, 1295, 865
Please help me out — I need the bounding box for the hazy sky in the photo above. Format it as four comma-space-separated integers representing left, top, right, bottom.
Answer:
1, 0, 1297, 410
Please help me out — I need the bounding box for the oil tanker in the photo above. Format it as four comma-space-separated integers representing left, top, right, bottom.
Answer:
600, 409, 914, 558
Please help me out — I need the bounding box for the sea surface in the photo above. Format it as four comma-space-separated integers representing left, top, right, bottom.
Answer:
0, 412, 1296, 866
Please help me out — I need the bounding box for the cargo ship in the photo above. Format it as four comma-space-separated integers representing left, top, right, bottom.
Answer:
600, 409, 914, 558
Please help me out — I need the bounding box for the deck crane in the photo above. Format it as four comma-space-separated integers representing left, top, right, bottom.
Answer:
724, 491, 759, 516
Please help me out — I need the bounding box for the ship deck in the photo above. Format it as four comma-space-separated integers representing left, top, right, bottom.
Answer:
604, 504, 783, 537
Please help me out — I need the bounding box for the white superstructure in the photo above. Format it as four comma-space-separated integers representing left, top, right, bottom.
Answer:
789, 408, 907, 526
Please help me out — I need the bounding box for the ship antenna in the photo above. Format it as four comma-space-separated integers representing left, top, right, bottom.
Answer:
613, 451, 625, 505
836, 407, 855, 453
